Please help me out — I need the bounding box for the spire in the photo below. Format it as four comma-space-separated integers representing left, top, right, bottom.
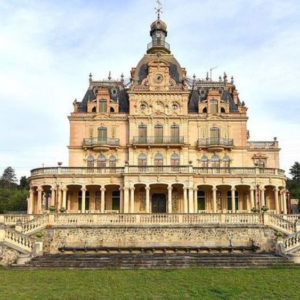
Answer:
155, 0, 163, 20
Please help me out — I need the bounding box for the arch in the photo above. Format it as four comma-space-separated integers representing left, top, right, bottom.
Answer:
223, 155, 230, 168
202, 107, 207, 113
211, 154, 220, 168
109, 155, 116, 168
154, 153, 163, 166
138, 153, 147, 166
110, 107, 115, 113
221, 107, 226, 113
97, 154, 106, 168
92, 106, 96, 113
201, 155, 209, 168
87, 155, 94, 168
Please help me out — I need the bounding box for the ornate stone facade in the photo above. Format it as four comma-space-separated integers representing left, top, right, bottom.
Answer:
28, 17, 287, 215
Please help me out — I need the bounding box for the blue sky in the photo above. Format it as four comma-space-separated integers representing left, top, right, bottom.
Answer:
0, 0, 299, 179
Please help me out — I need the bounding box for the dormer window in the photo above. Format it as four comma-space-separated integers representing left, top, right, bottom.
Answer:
210, 100, 218, 114
99, 99, 107, 113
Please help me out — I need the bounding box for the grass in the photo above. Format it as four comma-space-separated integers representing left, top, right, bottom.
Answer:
1, 268, 300, 299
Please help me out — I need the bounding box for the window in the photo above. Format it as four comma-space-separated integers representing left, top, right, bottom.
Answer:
171, 153, 180, 166
210, 100, 218, 114
197, 190, 205, 211
154, 124, 163, 143
223, 155, 230, 168
138, 153, 147, 172
97, 154, 106, 168
221, 107, 225, 113
109, 155, 116, 171
202, 107, 207, 113
154, 153, 163, 171
87, 155, 94, 168
110, 107, 115, 113
227, 190, 239, 211
140, 103, 147, 110
138, 123, 147, 143
78, 191, 90, 211
210, 127, 220, 145
99, 99, 107, 113
254, 158, 266, 168
98, 127, 107, 143
112, 190, 120, 211
211, 154, 220, 168
201, 155, 208, 168
92, 107, 96, 113
170, 124, 179, 143
172, 103, 179, 110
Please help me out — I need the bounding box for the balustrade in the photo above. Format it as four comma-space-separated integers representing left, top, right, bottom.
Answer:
266, 213, 296, 233
283, 232, 300, 252
4, 228, 34, 252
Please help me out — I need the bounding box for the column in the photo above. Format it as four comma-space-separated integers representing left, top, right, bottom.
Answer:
124, 187, 129, 213
62, 187, 67, 210
119, 186, 124, 213
250, 187, 255, 209
283, 190, 287, 214
51, 186, 56, 207
37, 187, 43, 214
130, 187, 135, 213
274, 187, 279, 213
146, 185, 150, 213
188, 188, 194, 213
101, 187, 106, 213
212, 186, 217, 213
168, 185, 172, 213
81, 186, 86, 213
231, 186, 236, 213
28, 188, 34, 214
183, 187, 188, 213
57, 187, 62, 210
194, 188, 198, 213
260, 187, 266, 207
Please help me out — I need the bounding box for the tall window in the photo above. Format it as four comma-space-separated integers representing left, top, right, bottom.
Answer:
210, 100, 218, 114
99, 99, 107, 113
201, 155, 209, 168
138, 123, 147, 143
197, 190, 205, 211
87, 155, 94, 168
154, 153, 163, 171
78, 191, 90, 211
112, 190, 120, 211
223, 155, 230, 168
97, 154, 106, 168
170, 124, 179, 143
154, 124, 163, 143
138, 153, 147, 172
227, 190, 239, 211
171, 153, 180, 166
211, 154, 220, 168
109, 155, 116, 172
98, 127, 107, 143
210, 127, 220, 145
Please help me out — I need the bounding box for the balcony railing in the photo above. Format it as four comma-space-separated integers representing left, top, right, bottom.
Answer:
198, 138, 234, 148
247, 141, 277, 149
30, 166, 285, 177
83, 138, 120, 147
132, 136, 184, 145
147, 40, 170, 50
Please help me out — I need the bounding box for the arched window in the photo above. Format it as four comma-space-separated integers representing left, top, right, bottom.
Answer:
221, 107, 225, 113
201, 155, 209, 168
98, 127, 107, 143
97, 154, 106, 168
109, 155, 116, 167
202, 107, 207, 113
170, 124, 179, 143
99, 99, 107, 113
197, 190, 206, 211
92, 107, 96, 113
210, 127, 220, 145
138, 153, 147, 166
138, 123, 147, 143
171, 153, 180, 166
211, 154, 220, 168
110, 107, 115, 113
210, 100, 218, 114
154, 153, 163, 166
154, 124, 163, 143
223, 155, 230, 168
87, 155, 94, 168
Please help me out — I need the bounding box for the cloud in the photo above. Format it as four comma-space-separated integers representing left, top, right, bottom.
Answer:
0, 0, 299, 179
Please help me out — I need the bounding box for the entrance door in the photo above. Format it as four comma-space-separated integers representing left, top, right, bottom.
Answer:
152, 194, 167, 213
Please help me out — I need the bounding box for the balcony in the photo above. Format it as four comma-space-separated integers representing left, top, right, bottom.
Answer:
30, 166, 285, 177
83, 138, 120, 151
132, 136, 185, 147
197, 137, 234, 151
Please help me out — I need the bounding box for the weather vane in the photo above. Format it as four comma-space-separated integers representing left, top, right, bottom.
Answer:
155, 0, 163, 20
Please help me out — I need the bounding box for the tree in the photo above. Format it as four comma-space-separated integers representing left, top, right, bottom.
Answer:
290, 162, 300, 182
20, 176, 29, 189
1, 167, 17, 187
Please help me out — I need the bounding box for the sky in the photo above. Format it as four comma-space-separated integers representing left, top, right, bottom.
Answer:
0, 0, 299, 180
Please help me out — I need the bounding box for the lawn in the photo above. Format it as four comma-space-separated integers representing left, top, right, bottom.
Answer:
1, 268, 300, 299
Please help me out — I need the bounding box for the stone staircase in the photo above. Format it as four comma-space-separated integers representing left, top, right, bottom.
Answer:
18, 253, 294, 269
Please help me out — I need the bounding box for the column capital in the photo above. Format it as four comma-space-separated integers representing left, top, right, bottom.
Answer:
130, 187, 135, 191
168, 185, 173, 191
145, 186, 151, 191
273, 186, 279, 192
250, 186, 256, 191
212, 186, 217, 192
260, 187, 266, 192
81, 186, 87, 192
231, 186, 236, 192
37, 187, 43, 192
101, 187, 106, 192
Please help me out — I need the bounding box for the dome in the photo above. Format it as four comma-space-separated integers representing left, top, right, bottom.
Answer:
150, 19, 167, 35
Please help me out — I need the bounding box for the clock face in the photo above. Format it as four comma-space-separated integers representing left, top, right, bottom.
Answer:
155, 73, 163, 83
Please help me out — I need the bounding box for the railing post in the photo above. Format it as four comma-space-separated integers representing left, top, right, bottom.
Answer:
296, 220, 300, 232
0, 215, 4, 224
0, 227, 4, 242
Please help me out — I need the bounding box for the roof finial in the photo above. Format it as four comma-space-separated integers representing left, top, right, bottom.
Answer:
108, 71, 112, 81
89, 73, 92, 83
121, 73, 124, 83
155, 0, 163, 20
